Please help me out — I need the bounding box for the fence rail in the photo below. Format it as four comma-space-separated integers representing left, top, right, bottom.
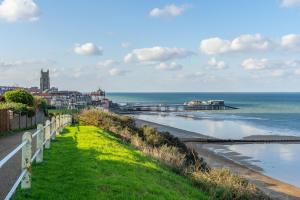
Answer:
0, 114, 72, 200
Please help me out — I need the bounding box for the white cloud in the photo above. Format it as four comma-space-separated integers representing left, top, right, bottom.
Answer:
281, 0, 300, 7
200, 34, 272, 55
155, 62, 182, 71
0, 58, 54, 69
50, 67, 93, 79
242, 58, 300, 78
121, 42, 131, 49
242, 58, 269, 70
71, 68, 84, 78
0, 61, 13, 68
0, 0, 39, 22
200, 37, 231, 55
109, 68, 129, 76
73, 43, 103, 56
294, 68, 300, 75
271, 69, 286, 77
208, 57, 227, 69
176, 72, 215, 82
231, 34, 271, 51
177, 72, 204, 79
281, 34, 300, 50
124, 46, 193, 64
149, 4, 189, 18
242, 58, 300, 71
97, 59, 118, 68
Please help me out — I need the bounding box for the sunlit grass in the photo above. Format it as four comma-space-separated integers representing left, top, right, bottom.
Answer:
13, 125, 209, 200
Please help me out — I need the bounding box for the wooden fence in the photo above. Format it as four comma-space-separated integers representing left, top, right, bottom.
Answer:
0, 110, 45, 133
0, 109, 9, 132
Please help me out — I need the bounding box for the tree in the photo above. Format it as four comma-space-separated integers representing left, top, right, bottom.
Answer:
4, 89, 34, 106
33, 96, 47, 110
33, 96, 48, 115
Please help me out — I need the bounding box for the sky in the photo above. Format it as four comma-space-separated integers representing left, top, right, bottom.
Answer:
1, 0, 300, 92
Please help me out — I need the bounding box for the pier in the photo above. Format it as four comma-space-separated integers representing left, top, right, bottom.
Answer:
118, 103, 238, 113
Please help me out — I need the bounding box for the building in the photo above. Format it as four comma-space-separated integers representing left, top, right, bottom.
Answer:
207, 100, 225, 106
27, 87, 41, 95
40, 69, 50, 92
47, 91, 92, 109
0, 86, 22, 95
90, 89, 105, 106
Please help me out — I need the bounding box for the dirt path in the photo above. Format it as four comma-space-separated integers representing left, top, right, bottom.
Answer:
135, 118, 300, 200
0, 129, 36, 200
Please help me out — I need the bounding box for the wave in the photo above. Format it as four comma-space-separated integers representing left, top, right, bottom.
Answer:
176, 112, 267, 121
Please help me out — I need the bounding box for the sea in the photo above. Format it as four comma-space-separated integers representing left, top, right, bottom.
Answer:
107, 93, 300, 187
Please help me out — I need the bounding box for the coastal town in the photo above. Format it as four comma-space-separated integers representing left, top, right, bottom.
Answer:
1, 69, 236, 113
0, 69, 116, 110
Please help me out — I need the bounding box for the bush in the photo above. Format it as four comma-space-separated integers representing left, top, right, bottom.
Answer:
0, 102, 28, 114
33, 96, 48, 115
142, 125, 165, 146
4, 89, 34, 106
191, 169, 263, 200
33, 96, 47, 110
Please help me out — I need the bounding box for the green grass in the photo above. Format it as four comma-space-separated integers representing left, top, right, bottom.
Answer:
13, 125, 210, 200
48, 109, 79, 115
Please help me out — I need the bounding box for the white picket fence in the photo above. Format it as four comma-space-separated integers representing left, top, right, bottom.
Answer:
0, 114, 72, 200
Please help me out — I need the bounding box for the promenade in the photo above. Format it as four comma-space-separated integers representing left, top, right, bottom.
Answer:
0, 129, 36, 200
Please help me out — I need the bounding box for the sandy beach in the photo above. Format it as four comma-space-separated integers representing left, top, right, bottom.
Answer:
135, 118, 300, 200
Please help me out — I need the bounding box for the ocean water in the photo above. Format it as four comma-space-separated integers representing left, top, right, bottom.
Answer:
107, 93, 300, 187
107, 93, 300, 136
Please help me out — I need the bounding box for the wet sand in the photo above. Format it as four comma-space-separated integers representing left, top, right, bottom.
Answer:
135, 118, 300, 200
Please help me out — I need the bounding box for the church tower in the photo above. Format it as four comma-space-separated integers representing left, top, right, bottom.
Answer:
40, 69, 50, 92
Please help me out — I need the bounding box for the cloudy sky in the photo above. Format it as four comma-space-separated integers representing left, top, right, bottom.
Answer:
1, 0, 300, 92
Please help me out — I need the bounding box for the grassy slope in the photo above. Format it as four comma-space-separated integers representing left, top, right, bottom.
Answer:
14, 126, 209, 200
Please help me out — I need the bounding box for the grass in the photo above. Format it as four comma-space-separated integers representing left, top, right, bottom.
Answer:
13, 125, 210, 200
48, 109, 79, 115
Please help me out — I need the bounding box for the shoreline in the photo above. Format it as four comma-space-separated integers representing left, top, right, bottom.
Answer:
134, 118, 300, 200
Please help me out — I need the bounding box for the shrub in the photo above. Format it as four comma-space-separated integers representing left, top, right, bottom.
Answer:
0, 102, 28, 114
190, 169, 264, 200
142, 125, 165, 147
4, 89, 34, 106
33, 96, 48, 115
33, 96, 47, 110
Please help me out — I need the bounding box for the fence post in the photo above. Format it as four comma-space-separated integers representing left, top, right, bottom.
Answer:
21, 132, 32, 189
60, 115, 63, 132
51, 117, 56, 140
45, 120, 51, 149
36, 124, 44, 163
56, 115, 60, 135
63, 115, 66, 126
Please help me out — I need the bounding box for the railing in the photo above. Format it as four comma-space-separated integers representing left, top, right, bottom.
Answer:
0, 114, 72, 200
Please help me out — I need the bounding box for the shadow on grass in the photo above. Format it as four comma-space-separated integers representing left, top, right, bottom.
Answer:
13, 126, 208, 200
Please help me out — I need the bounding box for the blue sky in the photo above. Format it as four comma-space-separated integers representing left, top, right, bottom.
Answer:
1, 0, 300, 92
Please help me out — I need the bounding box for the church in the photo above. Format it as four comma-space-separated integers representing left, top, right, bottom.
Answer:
40, 69, 50, 92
